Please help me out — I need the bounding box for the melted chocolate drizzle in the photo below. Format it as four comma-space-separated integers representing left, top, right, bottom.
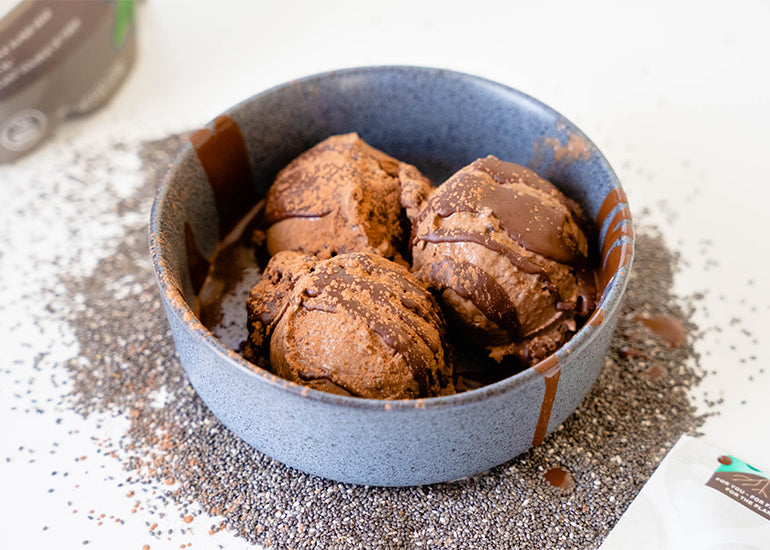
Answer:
413, 156, 598, 318
595, 188, 632, 294
533, 355, 560, 446
419, 259, 521, 338
184, 222, 210, 296
354, 254, 447, 341
423, 157, 586, 266
415, 226, 560, 297
296, 256, 443, 397
574, 267, 598, 316
263, 135, 400, 225
190, 115, 256, 237
263, 162, 354, 225
263, 168, 339, 224
475, 156, 568, 201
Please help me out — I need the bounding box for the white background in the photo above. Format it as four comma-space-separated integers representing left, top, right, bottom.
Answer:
1, 1, 769, 548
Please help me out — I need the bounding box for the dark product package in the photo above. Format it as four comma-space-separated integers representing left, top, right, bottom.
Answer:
0, 0, 136, 162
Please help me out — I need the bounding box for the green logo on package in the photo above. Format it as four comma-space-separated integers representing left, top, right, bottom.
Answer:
112, 0, 135, 50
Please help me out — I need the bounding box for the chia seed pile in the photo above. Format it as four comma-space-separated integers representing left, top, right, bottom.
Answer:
61, 135, 708, 549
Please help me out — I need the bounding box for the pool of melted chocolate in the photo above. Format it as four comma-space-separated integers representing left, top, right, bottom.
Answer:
197, 201, 269, 351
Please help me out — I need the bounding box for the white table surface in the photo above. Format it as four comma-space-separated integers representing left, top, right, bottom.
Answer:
1, 1, 769, 548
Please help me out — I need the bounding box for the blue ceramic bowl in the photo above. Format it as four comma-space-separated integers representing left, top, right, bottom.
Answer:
149, 66, 633, 486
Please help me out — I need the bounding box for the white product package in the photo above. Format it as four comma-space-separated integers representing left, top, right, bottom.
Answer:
601, 435, 770, 549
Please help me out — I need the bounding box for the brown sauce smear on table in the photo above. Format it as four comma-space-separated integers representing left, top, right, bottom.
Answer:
543, 466, 574, 492
640, 364, 668, 381
633, 315, 687, 347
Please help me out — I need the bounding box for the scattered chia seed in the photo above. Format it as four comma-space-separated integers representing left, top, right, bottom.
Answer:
56, 135, 713, 549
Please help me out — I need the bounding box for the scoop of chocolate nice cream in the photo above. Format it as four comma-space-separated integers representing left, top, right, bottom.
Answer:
411, 156, 596, 367
263, 133, 431, 261
243, 251, 454, 399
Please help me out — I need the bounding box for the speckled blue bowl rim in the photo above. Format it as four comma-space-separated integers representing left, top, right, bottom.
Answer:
149, 65, 632, 413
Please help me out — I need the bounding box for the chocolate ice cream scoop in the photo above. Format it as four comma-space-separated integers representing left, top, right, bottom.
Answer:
411, 156, 596, 367
263, 133, 431, 261
244, 251, 455, 399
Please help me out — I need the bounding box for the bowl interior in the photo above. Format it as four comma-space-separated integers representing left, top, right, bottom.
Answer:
151, 65, 633, 410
